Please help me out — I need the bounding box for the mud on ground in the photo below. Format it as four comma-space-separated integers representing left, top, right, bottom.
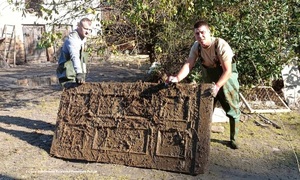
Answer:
0, 55, 299, 180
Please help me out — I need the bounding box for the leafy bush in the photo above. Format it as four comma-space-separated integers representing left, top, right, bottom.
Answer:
8, 0, 299, 87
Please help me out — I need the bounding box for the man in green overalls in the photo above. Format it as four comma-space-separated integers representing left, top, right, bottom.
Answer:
167, 20, 240, 149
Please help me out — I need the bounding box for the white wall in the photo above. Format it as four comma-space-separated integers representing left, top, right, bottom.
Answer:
0, 1, 46, 41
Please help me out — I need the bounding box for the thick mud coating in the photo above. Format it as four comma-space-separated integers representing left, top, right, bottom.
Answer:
50, 82, 214, 175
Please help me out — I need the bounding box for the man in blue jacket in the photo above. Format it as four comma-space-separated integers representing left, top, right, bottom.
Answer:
56, 18, 92, 88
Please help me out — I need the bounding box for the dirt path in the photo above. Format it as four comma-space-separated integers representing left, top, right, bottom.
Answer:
0, 57, 299, 180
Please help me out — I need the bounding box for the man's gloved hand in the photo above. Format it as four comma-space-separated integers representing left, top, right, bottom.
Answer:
76, 73, 85, 84
166, 76, 179, 85
211, 83, 220, 97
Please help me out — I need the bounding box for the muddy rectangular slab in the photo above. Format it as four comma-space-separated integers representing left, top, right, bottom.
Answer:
50, 82, 213, 175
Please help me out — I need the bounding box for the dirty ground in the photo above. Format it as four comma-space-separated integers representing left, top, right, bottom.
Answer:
0, 55, 299, 180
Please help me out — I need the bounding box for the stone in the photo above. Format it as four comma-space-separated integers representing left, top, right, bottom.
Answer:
211, 125, 225, 133
281, 64, 300, 109
50, 82, 214, 175
212, 108, 229, 123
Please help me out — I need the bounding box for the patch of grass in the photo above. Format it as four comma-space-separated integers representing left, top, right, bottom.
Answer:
210, 110, 300, 174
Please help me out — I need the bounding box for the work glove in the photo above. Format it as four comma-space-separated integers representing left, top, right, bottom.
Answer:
76, 73, 85, 84
210, 83, 220, 97
165, 76, 179, 85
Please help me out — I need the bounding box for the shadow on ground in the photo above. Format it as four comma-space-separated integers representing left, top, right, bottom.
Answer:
0, 116, 55, 152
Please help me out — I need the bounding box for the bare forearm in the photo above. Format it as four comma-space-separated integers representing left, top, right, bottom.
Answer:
216, 59, 233, 87
216, 71, 231, 87
176, 63, 192, 82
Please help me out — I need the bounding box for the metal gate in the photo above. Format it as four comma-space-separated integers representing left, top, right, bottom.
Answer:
50, 82, 214, 175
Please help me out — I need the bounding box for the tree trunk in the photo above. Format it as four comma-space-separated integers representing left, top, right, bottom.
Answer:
0, 37, 10, 68
0, 56, 10, 68
146, 44, 156, 63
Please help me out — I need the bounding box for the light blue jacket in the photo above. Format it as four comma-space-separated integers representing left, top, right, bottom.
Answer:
58, 30, 86, 74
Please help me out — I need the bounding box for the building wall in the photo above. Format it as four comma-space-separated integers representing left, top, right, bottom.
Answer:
0, 0, 102, 64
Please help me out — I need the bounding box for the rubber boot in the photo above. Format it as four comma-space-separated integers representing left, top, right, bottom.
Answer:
229, 118, 239, 149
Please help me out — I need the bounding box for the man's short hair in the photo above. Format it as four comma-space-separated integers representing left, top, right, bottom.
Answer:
80, 18, 92, 26
194, 20, 210, 29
